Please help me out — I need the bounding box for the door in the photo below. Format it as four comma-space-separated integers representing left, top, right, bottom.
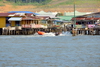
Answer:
15, 21, 20, 26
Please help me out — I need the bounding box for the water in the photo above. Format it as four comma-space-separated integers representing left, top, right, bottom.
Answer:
0, 33, 100, 67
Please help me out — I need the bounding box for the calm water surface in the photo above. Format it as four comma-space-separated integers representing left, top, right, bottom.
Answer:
0, 34, 100, 67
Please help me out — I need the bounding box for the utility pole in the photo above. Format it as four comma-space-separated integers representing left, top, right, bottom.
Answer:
74, 0, 76, 28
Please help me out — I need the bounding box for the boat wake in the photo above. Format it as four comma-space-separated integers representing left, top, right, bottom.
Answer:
34, 32, 55, 37
43, 32, 55, 36
0, 31, 72, 39
34, 31, 71, 37
62, 31, 72, 36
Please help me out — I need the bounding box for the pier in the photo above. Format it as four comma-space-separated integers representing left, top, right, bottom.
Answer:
72, 28, 100, 36
1, 26, 100, 36
1, 26, 66, 35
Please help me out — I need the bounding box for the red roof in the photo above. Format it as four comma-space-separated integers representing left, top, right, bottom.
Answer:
85, 18, 100, 20
93, 18, 100, 20
25, 13, 34, 17
0, 13, 14, 17
71, 18, 85, 20
72, 17, 100, 21
36, 16, 50, 20
0, 13, 50, 20
0, 13, 26, 17
85, 18, 94, 20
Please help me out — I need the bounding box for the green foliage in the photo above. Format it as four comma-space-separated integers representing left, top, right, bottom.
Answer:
48, 0, 100, 8
56, 0, 100, 5
6, 0, 51, 5
0, 4, 5, 6
5, 0, 52, 6
0, 0, 5, 6
4, 0, 100, 7
41, 0, 51, 5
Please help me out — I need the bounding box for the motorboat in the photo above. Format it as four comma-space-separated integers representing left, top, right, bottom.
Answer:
37, 31, 45, 35
55, 32, 61, 36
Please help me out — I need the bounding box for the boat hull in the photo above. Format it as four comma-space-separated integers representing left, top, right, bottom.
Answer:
37, 31, 45, 35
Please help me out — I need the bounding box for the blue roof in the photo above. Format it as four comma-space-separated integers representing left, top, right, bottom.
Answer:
8, 11, 39, 15
54, 20, 62, 22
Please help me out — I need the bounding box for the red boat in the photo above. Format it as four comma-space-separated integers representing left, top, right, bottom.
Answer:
37, 31, 45, 35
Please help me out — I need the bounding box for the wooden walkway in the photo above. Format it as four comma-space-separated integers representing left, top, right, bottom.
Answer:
1, 27, 66, 35
0, 27, 100, 36
72, 28, 100, 36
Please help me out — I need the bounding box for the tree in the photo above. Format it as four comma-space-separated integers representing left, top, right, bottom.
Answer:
6, 0, 47, 4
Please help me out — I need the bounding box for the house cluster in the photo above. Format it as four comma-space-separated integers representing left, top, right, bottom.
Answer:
0, 11, 68, 35
71, 12, 100, 29
0, 11, 100, 35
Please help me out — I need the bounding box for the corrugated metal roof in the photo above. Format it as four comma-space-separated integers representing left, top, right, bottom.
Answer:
85, 18, 100, 20
0, 13, 34, 17
58, 16, 74, 21
8, 11, 39, 15
54, 20, 62, 22
36, 14, 56, 18
36, 16, 50, 20
0, 13, 14, 17
71, 17, 100, 21
71, 18, 85, 20
85, 18, 94, 20
94, 18, 100, 20
0, 13, 26, 17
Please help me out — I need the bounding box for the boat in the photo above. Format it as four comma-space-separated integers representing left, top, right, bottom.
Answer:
37, 31, 45, 35
37, 31, 63, 36
55, 32, 61, 36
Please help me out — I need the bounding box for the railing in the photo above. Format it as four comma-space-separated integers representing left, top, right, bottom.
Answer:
22, 24, 47, 28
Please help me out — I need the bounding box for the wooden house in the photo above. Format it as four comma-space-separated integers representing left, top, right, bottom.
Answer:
71, 12, 100, 28
0, 13, 50, 28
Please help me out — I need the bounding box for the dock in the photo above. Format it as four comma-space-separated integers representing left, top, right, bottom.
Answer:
1, 26, 67, 35
72, 28, 100, 36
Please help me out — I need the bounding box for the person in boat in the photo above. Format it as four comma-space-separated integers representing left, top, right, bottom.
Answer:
55, 32, 61, 36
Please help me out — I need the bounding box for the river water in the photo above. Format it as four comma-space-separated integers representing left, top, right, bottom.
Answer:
0, 33, 100, 67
